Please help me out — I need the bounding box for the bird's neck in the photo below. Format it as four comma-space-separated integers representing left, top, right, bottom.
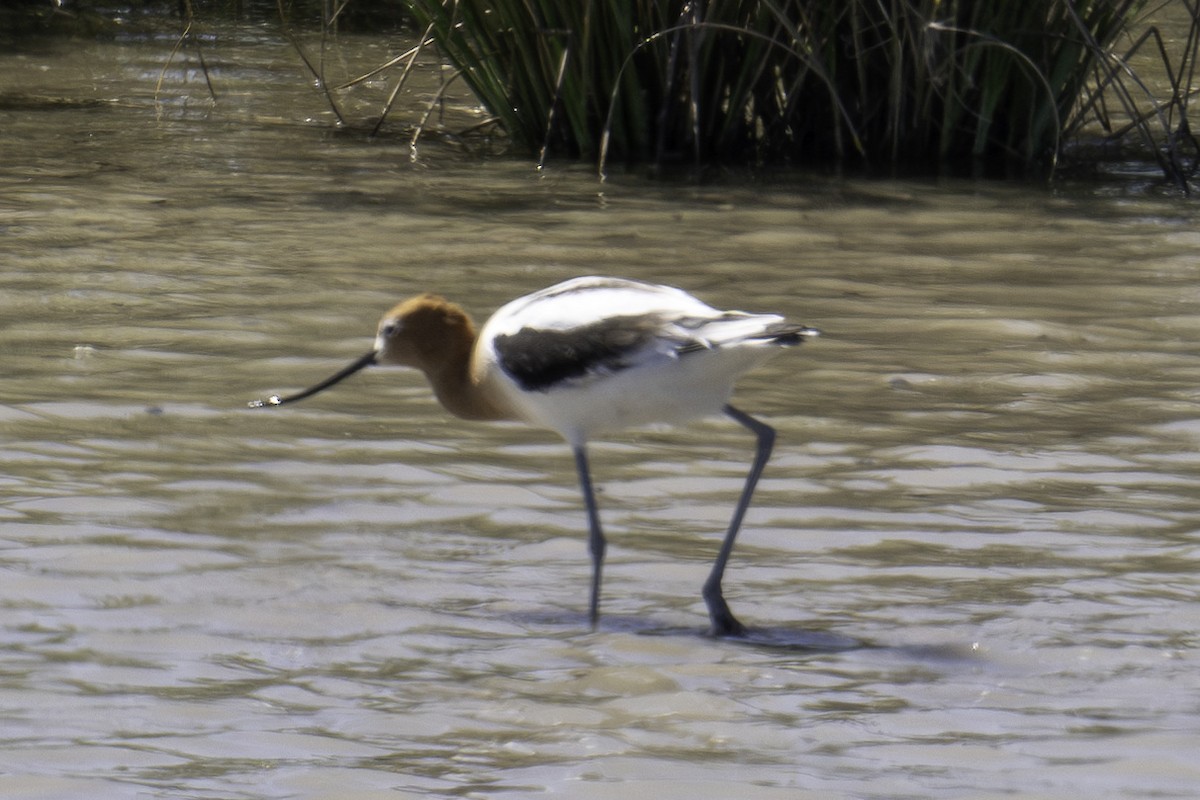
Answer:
424, 335, 511, 422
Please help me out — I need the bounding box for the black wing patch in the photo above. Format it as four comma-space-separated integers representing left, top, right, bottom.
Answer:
494, 316, 666, 392
495, 315, 817, 392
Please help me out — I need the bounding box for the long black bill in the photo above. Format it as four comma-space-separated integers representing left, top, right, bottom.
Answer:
248, 350, 377, 408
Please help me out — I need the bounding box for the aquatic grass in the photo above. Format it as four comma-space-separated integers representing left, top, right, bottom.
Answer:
155, 0, 217, 105
403, 0, 855, 165
396, 0, 1195, 177
1063, 8, 1200, 187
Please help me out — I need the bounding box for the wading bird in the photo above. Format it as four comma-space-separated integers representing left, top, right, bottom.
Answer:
251, 276, 818, 636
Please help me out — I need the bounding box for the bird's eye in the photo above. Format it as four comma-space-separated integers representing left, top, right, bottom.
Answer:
380, 322, 398, 338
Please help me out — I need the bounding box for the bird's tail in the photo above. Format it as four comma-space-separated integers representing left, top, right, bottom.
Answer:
755, 321, 820, 346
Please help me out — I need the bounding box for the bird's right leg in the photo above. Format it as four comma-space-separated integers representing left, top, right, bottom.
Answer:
701, 405, 776, 637
573, 445, 606, 630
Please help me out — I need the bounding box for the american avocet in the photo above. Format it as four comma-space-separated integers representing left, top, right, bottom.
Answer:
251, 276, 818, 636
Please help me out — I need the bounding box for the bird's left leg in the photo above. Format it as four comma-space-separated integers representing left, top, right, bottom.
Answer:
702, 405, 776, 637
573, 445, 606, 630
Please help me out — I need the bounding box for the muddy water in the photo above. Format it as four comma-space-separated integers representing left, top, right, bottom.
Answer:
3, 29, 1200, 800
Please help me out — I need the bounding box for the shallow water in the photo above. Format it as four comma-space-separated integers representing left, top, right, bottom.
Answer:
3, 29, 1200, 800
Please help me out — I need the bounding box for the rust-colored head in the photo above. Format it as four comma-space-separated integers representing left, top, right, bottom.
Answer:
374, 294, 477, 374
250, 293, 499, 419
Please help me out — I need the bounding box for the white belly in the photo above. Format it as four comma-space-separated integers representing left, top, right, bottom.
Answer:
487, 345, 777, 445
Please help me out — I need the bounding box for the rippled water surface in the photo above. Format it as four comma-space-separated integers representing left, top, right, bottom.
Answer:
3, 29, 1200, 800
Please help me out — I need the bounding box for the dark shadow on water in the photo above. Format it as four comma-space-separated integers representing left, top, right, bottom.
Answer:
710, 625, 867, 652
510, 610, 866, 653
508, 609, 987, 662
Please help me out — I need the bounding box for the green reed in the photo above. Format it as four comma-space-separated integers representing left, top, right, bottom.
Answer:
402, 0, 1160, 174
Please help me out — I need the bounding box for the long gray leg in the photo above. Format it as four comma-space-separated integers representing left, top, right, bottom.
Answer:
573, 445, 605, 629
702, 404, 776, 637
